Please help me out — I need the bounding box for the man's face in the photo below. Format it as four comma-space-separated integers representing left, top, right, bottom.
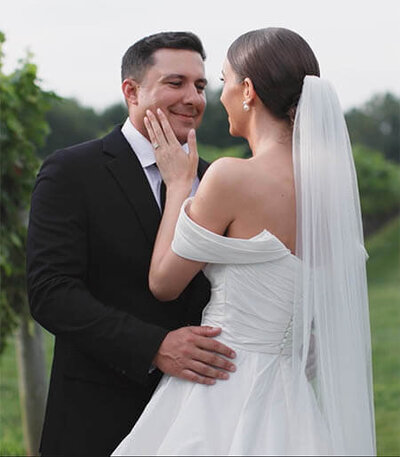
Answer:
127, 48, 207, 144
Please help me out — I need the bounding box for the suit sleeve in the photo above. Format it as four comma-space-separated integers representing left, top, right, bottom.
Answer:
26, 149, 168, 385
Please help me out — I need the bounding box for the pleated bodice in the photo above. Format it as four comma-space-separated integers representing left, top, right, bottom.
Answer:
172, 198, 299, 355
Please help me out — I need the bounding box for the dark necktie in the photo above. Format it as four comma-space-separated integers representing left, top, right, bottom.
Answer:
154, 163, 166, 212
159, 179, 166, 212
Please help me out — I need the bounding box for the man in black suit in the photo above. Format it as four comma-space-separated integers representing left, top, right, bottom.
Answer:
27, 32, 236, 456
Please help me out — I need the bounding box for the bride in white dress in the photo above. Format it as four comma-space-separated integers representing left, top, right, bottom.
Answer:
113, 28, 375, 456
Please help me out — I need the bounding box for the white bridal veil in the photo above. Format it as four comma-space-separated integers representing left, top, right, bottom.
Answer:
291, 76, 376, 455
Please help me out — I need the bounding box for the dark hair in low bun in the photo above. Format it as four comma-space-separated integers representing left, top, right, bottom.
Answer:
227, 28, 320, 124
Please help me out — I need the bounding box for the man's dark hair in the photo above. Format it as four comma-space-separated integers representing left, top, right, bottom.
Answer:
227, 27, 320, 124
121, 31, 206, 82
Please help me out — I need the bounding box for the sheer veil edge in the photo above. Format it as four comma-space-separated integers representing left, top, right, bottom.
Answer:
291, 75, 376, 455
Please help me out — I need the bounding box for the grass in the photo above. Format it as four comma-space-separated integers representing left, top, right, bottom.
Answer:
0, 329, 54, 456
0, 337, 24, 455
366, 217, 400, 456
0, 217, 399, 456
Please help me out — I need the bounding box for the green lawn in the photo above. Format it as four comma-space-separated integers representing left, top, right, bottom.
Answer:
0, 335, 24, 455
0, 328, 54, 456
1, 217, 399, 456
366, 217, 400, 456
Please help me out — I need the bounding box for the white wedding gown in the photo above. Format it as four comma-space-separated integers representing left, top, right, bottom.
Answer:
112, 198, 331, 456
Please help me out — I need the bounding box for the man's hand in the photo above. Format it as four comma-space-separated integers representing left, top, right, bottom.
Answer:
153, 326, 236, 385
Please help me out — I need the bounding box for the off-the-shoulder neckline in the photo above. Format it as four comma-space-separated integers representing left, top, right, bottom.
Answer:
223, 229, 298, 259
182, 198, 298, 260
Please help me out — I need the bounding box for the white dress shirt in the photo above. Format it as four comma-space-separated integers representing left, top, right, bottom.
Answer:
121, 118, 200, 210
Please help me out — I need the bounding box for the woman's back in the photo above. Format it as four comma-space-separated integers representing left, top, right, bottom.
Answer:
225, 151, 296, 253
189, 147, 296, 255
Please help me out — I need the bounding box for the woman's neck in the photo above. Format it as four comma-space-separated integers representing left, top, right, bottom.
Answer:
246, 108, 292, 157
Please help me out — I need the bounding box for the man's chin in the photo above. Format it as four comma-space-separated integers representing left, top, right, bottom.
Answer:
169, 118, 200, 144
172, 128, 192, 145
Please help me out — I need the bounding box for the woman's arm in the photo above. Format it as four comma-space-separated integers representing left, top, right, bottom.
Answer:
144, 109, 236, 301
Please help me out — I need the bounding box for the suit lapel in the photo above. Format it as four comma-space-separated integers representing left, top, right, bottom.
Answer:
102, 125, 211, 246
103, 126, 161, 246
198, 157, 210, 179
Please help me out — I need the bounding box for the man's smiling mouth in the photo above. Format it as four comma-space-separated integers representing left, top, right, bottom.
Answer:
169, 110, 196, 119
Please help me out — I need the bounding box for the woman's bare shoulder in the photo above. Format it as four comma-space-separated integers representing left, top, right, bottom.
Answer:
189, 157, 249, 233
201, 156, 249, 189
208, 155, 248, 171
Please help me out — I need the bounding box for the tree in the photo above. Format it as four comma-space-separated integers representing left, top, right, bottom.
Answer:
38, 97, 100, 158
0, 31, 54, 454
38, 99, 128, 158
353, 144, 400, 234
98, 102, 128, 132
346, 93, 400, 163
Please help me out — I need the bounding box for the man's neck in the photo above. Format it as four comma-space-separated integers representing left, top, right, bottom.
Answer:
128, 114, 148, 140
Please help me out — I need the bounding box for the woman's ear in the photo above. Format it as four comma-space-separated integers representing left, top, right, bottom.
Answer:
242, 77, 256, 105
121, 78, 140, 105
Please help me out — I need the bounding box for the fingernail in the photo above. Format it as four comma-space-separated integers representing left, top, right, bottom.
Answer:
229, 364, 236, 372
230, 350, 236, 358
157, 108, 162, 115
220, 372, 229, 380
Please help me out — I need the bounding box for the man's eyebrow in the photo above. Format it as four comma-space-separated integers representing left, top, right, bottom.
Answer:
161, 73, 184, 80
161, 74, 208, 85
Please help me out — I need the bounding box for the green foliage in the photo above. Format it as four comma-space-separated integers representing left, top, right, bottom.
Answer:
0, 337, 24, 454
346, 93, 400, 163
353, 144, 400, 233
0, 32, 54, 354
99, 102, 128, 131
366, 217, 400, 456
37, 98, 99, 158
198, 143, 248, 162
0, 328, 54, 455
38, 99, 127, 158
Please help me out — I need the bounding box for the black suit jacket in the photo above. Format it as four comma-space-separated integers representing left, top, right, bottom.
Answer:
26, 125, 210, 456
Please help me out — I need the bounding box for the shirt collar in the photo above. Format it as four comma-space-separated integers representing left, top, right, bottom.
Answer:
121, 117, 189, 169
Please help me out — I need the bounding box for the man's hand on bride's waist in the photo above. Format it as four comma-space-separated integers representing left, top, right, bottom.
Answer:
153, 326, 236, 385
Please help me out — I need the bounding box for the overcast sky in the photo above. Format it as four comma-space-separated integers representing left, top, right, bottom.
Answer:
2, 0, 399, 112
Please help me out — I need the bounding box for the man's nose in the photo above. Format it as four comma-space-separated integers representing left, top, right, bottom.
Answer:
182, 84, 204, 105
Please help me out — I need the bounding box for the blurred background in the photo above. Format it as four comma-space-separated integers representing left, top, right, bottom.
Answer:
1, 0, 399, 455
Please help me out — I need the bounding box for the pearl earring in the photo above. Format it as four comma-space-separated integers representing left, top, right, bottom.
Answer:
242, 101, 250, 111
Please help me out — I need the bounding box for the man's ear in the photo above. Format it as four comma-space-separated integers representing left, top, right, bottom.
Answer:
242, 77, 256, 106
122, 78, 140, 105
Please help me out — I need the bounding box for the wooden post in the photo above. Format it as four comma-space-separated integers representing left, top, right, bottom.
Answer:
15, 305, 48, 456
